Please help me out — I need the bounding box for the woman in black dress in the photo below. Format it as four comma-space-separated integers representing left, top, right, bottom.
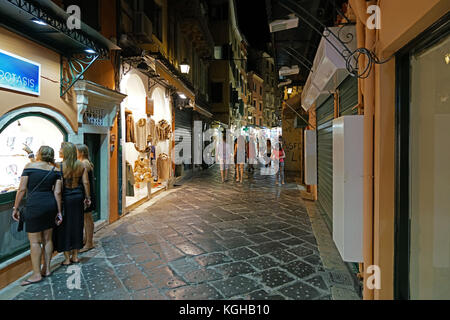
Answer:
12, 146, 63, 286
53, 142, 91, 265
76, 144, 96, 253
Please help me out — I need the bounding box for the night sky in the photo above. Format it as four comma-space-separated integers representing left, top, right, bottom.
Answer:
235, 0, 271, 51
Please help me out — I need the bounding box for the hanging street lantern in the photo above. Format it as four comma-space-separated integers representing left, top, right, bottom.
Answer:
180, 59, 190, 74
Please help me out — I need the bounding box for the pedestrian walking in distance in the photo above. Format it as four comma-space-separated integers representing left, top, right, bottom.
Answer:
234, 136, 245, 183
217, 133, 231, 183
272, 137, 286, 186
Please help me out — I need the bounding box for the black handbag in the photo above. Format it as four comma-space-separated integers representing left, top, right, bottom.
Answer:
17, 167, 56, 232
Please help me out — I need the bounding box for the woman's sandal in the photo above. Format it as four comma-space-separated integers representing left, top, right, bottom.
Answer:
21, 278, 43, 287
79, 246, 95, 254
61, 261, 72, 267
70, 259, 81, 264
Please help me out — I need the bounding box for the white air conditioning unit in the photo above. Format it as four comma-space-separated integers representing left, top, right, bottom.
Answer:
310, 25, 356, 92
304, 130, 317, 185
279, 65, 299, 77
134, 12, 153, 43
269, 15, 299, 33
333, 115, 364, 262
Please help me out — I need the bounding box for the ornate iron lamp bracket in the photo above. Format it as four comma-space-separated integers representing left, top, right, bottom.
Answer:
278, 0, 382, 79
61, 53, 100, 97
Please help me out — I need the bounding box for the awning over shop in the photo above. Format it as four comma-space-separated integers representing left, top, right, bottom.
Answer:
194, 94, 213, 118
0, 0, 120, 57
155, 61, 195, 101
193, 104, 213, 119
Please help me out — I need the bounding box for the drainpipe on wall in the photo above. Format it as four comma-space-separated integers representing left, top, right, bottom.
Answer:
349, 0, 376, 301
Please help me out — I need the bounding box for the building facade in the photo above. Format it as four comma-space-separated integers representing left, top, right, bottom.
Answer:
248, 49, 280, 128
0, 0, 124, 288
208, 0, 248, 130
0, 0, 217, 290
299, 0, 450, 300
247, 71, 264, 127
117, 0, 215, 213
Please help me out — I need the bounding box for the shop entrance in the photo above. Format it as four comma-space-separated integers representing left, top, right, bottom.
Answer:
84, 133, 102, 223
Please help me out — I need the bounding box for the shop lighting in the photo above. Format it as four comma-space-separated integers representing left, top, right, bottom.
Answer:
287, 87, 293, 94
180, 59, 190, 74
85, 49, 96, 54
178, 93, 187, 99
31, 18, 47, 26
445, 53, 450, 65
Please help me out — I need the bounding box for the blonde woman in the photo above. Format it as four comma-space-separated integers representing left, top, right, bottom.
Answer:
12, 146, 63, 286
53, 142, 91, 265
76, 144, 96, 253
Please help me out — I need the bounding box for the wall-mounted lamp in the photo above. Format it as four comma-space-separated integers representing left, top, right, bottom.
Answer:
287, 87, 293, 94
180, 59, 190, 74
178, 92, 187, 99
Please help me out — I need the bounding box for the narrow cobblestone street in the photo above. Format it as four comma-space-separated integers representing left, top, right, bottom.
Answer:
0, 167, 360, 300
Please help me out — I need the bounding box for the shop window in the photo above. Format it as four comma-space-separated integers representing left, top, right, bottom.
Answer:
0, 116, 65, 195
0, 115, 65, 263
408, 34, 450, 300
211, 82, 223, 103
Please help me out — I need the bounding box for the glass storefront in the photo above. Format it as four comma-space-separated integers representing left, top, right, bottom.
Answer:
409, 34, 450, 299
121, 71, 173, 209
0, 116, 64, 194
0, 115, 65, 263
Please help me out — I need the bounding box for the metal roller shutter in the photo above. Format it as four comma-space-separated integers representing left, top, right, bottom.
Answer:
339, 76, 359, 116
317, 95, 334, 223
175, 107, 193, 173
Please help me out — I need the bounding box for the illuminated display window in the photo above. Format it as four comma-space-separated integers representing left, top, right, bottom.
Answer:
0, 116, 64, 194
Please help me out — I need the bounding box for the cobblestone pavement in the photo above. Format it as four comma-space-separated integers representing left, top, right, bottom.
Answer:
0, 166, 360, 300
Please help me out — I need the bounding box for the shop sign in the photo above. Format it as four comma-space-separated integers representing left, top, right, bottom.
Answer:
0, 49, 40, 96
